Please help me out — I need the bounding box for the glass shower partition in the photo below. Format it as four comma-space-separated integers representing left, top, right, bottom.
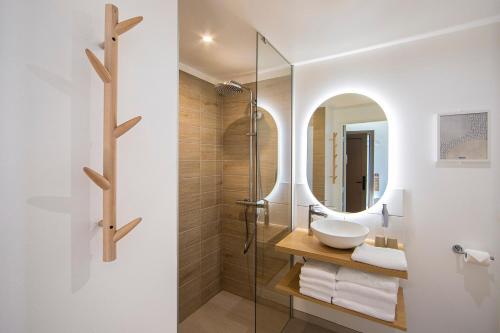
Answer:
178, 30, 293, 332
254, 32, 293, 332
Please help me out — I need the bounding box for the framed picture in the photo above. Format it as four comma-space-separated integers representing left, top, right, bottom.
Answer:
437, 111, 489, 163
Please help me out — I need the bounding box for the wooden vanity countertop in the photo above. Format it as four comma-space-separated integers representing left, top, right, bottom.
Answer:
275, 228, 408, 279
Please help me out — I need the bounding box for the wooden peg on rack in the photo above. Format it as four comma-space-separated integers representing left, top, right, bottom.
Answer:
85, 49, 111, 83
114, 116, 142, 138
115, 16, 143, 35
83, 167, 111, 190
113, 217, 142, 242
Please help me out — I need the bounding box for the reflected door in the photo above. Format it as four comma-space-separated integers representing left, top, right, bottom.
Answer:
345, 133, 367, 212
345, 130, 375, 212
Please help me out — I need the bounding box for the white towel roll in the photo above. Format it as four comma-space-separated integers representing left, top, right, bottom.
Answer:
334, 290, 395, 313
300, 287, 333, 304
300, 274, 336, 294
300, 260, 338, 282
300, 268, 336, 282
351, 243, 408, 271
336, 267, 399, 293
333, 298, 395, 322
464, 249, 492, 266
301, 260, 338, 275
336, 280, 397, 304
300, 280, 335, 297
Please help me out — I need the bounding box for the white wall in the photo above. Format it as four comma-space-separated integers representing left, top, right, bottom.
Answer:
0, 1, 178, 332
294, 23, 500, 333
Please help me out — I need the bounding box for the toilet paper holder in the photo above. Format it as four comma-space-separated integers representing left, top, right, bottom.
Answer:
452, 244, 495, 261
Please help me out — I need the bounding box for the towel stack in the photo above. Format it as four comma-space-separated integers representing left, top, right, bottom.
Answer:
299, 260, 338, 303
333, 267, 399, 322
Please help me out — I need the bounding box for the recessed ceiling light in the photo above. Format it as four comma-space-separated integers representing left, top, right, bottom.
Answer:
201, 34, 214, 43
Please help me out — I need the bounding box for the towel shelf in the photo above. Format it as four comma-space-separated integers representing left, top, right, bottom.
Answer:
275, 229, 408, 279
275, 263, 407, 331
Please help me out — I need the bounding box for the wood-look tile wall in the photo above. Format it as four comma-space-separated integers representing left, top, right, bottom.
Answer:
311, 107, 326, 202
179, 71, 223, 322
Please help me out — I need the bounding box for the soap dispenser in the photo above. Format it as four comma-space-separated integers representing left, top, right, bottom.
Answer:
381, 203, 398, 249
382, 203, 389, 228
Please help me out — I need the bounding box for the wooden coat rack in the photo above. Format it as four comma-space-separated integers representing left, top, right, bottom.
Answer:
84, 4, 143, 262
330, 132, 338, 184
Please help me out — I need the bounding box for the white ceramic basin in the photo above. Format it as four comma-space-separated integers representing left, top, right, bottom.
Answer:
311, 219, 369, 249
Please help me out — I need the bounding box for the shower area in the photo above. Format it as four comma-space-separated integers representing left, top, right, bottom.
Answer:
178, 33, 293, 332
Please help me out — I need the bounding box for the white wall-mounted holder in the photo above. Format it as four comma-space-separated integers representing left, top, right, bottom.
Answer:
452, 244, 495, 263
84, 4, 143, 262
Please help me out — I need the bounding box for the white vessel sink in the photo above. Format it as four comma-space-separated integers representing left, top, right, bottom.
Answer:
311, 219, 369, 249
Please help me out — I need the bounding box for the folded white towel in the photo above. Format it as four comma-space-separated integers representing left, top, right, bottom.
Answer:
336, 267, 399, 293
300, 279, 335, 297
336, 281, 397, 304
301, 260, 338, 281
300, 274, 336, 293
333, 298, 395, 322
300, 287, 332, 304
351, 243, 408, 271
334, 290, 395, 313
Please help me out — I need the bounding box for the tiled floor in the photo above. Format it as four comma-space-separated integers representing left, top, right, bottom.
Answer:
282, 319, 335, 333
180, 291, 335, 333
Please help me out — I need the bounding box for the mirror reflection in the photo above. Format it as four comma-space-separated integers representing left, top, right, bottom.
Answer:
307, 93, 388, 213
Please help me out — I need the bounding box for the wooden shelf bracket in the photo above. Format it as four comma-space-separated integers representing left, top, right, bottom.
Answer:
84, 4, 143, 262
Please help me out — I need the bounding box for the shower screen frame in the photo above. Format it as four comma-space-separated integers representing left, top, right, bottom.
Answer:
254, 31, 294, 332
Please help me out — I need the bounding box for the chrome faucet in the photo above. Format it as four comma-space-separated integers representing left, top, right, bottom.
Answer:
308, 204, 328, 235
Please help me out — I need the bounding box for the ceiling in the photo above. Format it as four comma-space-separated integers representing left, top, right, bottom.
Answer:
179, 0, 256, 82
180, 0, 500, 81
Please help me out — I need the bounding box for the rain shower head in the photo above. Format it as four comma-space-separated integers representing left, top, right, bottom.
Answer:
214, 80, 246, 96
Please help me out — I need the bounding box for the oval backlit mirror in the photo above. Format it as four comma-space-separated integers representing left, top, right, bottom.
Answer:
306, 93, 388, 213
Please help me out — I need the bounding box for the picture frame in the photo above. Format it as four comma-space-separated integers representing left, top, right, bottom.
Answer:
437, 110, 489, 164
